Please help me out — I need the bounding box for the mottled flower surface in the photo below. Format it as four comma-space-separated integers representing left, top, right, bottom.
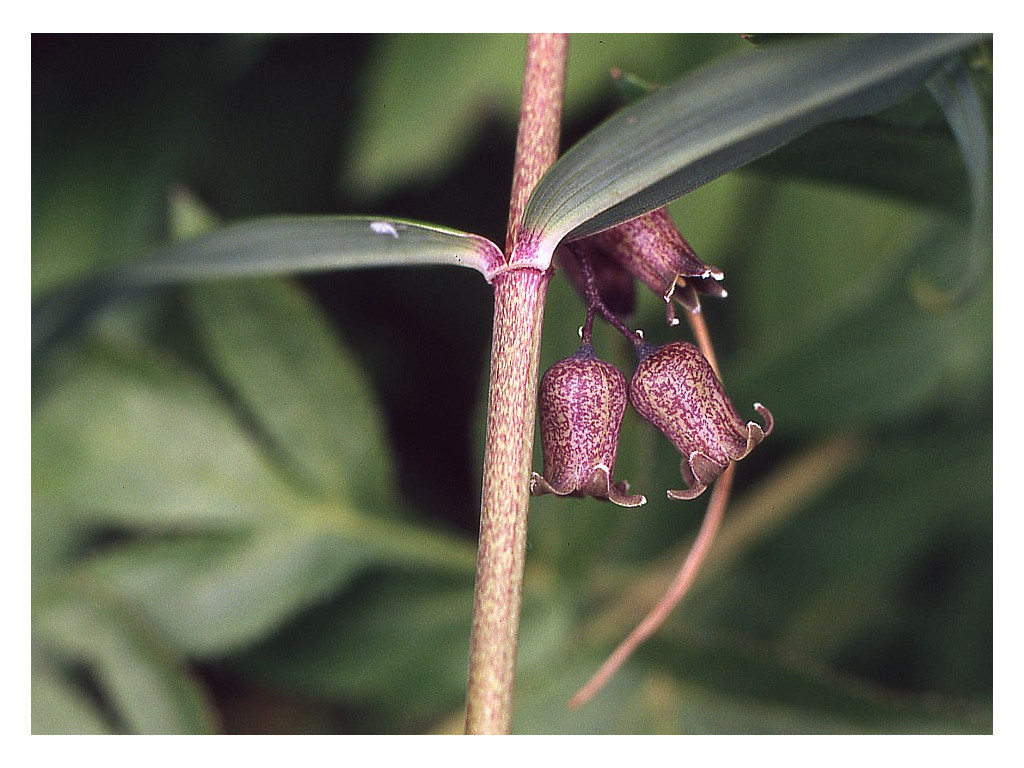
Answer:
532, 345, 645, 507
576, 208, 726, 324
629, 341, 773, 500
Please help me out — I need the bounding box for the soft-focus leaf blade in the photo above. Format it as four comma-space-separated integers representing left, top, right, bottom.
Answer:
683, 422, 991, 700
187, 278, 394, 506
914, 55, 992, 307
512, 630, 989, 734
31, 342, 304, 529
33, 583, 218, 734
32, 662, 115, 734
731, 219, 992, 432
749, 117, 970, 211
82, 519, 475, 657
523, 34, 987, 256
84, 529, 379, 657
231, 573, 476, 721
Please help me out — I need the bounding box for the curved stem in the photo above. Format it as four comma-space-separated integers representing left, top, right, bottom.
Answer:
464, 33, 568, 736
685, 305, 720, 377
571, 244, 645, 349
567, 302, 731, 709
568, 463, 734, 708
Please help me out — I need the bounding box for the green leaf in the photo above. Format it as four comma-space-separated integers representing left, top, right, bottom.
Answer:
231, 572, 476, 720
684, 422, 992, 699
83, 529, 380, 657
119, 215, 504, 287
913, 56, 992, 308
730, 211, 992, 432
748, 117, 971, 211
523, 34, 988, 259
31, 116, 174, 302
342, 34, 527, 199
31, 341, 304, 529
638, 632, 990, 734
80, 512, 475, 658
32, 215, 502, 356
187, 278, 394, 506
32, 661, 115, 734
32, 582, 217, 734
604, 54, 979, 214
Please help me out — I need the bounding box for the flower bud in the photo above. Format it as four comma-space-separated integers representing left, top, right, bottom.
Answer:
629, 341, 773, 500
531, 345, 645, 507
578, 208, 726, 325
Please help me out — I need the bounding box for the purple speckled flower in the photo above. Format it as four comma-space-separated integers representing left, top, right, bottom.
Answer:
531, 345, 645, 507
629, 341, 773, 500
574, 208, 726, 325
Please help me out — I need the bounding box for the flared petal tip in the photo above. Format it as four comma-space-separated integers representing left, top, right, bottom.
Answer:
667, 484, 708, 501
725, 403, 774, 462
608, 481, 647, 508
531, 471, 571, 498
532, 469, 646, 507
668, 451, 726, 501
585, 465, 646, 507
753, 402, 774, 436
673, 273, 729, 317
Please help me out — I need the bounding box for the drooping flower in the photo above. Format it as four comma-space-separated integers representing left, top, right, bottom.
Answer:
531, 344, 645, 507
629, 341, 773, 500
572, 208, 726, 325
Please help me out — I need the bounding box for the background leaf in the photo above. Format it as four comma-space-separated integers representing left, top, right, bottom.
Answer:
32, 582, 219, 734
32, 340, 304, 530
187, 278, 395, 506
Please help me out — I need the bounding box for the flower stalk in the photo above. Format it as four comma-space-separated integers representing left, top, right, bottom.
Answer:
464, 33, 568, 735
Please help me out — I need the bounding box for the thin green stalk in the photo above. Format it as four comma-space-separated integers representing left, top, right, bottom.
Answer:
464, 33, 567, 736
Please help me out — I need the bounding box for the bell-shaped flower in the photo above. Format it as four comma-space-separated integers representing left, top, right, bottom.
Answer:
575, 208, 726, 325
531, 344, 646, 507
629, 341, 773, 500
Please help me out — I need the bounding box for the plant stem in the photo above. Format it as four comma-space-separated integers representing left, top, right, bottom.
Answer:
504, 35, 568, 257
572, 244, 645, 348
464, 32, 567, 736
684, 308, 718, 378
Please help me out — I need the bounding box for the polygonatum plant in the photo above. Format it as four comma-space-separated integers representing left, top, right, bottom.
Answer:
32, 33, 992, 735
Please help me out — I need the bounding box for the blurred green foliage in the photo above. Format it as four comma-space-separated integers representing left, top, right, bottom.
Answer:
32, 34, 991, 734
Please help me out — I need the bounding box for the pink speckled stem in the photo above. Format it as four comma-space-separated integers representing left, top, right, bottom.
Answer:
464, 33, 567, 736
505, 34, 568, 260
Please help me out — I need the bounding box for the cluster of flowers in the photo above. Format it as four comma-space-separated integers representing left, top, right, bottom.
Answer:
531, 208, 773, 506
